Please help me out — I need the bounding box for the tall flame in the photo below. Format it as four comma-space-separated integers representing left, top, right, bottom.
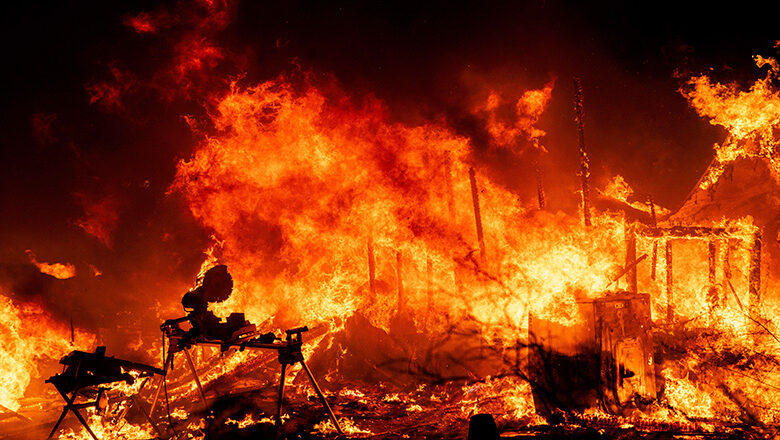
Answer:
173, 74, 626, 341
681, 56, 780, 189
0, 293, 93, 411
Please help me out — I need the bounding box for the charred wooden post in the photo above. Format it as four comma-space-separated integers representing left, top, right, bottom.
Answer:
533, 154, 546, 210
647, 196, 658, 280
444, 150, 456, 220
722, 240, 745, 311
605, 254, 647, 290
707, 240, 718, 315
469, 167, 487, 262
625, 226, 638, 293
723, 240, 732, 280
749, 230, 762, 324
573, 78, 591, 227
396, 250, 405, 311
665, 240, 674, 323
367, 237, 377, 298
426, 257, 433, 312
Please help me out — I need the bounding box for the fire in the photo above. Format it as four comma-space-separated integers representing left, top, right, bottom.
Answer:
0, 293, 92, 411
7, 0, 780, 434
172, 75, 626, 339
25, 250, 77, 280
473, 80, 555, 150
55, 412, 154, 440
681, 55, 780, 189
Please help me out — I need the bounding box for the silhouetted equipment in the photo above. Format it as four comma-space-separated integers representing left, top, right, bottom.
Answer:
528, 292, 656, 417
46, 346, 162, 440
164, 264, 258, 347
153, 265, 343, 435
467, 414, 500, 440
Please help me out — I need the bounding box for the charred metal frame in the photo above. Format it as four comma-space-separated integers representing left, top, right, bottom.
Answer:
629, 225, 762, 324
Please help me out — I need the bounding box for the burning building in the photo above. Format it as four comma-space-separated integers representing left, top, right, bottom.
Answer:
2, 1, 780, 439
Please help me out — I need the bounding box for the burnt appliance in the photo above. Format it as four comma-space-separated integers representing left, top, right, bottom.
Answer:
528, 292, 656, 417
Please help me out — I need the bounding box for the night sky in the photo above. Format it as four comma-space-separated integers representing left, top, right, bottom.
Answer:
0, 0, 777, 338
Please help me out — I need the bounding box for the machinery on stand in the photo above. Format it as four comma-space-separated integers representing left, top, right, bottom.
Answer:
151, 264, 344, 435
45, 346, 163, 440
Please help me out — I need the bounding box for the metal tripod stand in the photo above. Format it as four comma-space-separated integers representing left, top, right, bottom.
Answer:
274, 327, 344, 435
148, 326, 343, 436
147, 341, 209, 419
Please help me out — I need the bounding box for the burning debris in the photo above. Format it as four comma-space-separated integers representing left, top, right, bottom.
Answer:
45, 347, 162, 440
5, 2, 780, 439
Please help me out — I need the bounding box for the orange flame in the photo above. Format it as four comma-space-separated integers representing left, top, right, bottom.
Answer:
0, 294, 93, 412
25, 250, 76, 280
172, 74, 625, 341
681, 56, 780, 189
473, 80, 555, 151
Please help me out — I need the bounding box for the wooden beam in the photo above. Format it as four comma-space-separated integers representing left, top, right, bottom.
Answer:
469, 167, 486, 262
666, 240, 674, 323
749, 231, 762, 326
707, 240, 719, 316
573, 78, 591, 227
625, 226, 638, 293
367, 237, 377, 298
636, 225, 732, 238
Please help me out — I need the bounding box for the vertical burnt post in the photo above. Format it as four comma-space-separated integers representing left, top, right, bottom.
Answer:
749, 230, 762, 325
444, 151, 456, 220
625, 225, 638, 293
426, 257, 433, 306
367, 237, 377, 298
469, 167, 487, 262
647, 196, 658, 280
707, 240, 718, 316
665, 240, 674, 323
444, 152, 464, 292
573, 78, 591, 227
533, 153, 546, 210
396, 250, 405, 311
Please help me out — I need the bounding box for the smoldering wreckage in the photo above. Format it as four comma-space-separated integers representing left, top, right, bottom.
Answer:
4, 33, 780, 440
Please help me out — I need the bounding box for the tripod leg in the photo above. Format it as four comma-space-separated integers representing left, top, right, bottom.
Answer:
275, 362, 287, 431
47, 405, 70, 439
48, 389, 79, 439
54, 389, 100, 440
300, 359, 343, 435
130, 395, 164, 438
149, 350, 174, 417
68, 405, 101, 440
183, 347, 208, 410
